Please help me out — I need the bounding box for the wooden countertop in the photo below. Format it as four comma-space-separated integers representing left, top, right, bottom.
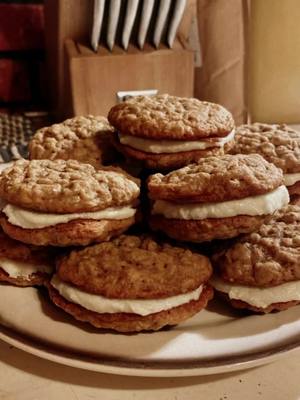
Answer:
1, 339, 299, 399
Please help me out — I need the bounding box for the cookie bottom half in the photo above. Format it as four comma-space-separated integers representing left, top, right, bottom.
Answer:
0, 216, 135, 247
0, 267, 49, 286
149, 214, 270, 242
290, 195, 300, 205
217, 291, 300, 313
288, 181, 300, 196
46, 283, 214, 332
113, 137, 233, 170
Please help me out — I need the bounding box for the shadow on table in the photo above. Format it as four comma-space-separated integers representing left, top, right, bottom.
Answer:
0, 338, 259, 390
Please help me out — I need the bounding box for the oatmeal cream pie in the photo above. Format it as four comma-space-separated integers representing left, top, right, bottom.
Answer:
0, 159, 140, 246
108, 94, 235, 170
29, 115, 117, 167
211, 205, 300, 313
230, 123, 300, 203
46, 235, 213, 332
0, 230, 54, 286
148, 154, 290, 242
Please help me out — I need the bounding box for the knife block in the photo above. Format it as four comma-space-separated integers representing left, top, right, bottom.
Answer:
63, 39, 194, 118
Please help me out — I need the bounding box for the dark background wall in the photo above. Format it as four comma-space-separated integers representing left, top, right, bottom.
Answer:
0, 0, 45, 112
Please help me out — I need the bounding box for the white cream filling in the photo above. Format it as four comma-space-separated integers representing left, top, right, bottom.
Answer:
211, 276, 300, 308
51, 274, 203, 316
283, 172, 300, 186
0, 257, 53, 279
118, 129, 235, 154
2, 204, 136, 229
152, 185, 289, 220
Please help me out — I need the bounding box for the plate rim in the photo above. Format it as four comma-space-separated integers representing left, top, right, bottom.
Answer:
1, 324, 300, 377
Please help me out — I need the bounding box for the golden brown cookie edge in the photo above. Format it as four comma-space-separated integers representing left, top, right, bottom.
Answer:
0, 216, 135, 247
46, 283, 214, 332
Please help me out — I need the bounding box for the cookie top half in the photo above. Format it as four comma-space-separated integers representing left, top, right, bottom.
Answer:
108, 94, 234, 140
213, 205, 300, 287
29, 115, 114, 167
148, 154, 283, 203
230, 123, 300, 173
0, 229, 55, 265
56, 235, 212, 299
0, 159, 140, 213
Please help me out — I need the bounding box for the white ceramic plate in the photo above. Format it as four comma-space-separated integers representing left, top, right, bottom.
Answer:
0, 284, 300, 377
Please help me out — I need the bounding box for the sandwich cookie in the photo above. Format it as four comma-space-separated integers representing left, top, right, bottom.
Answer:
0, 230, 54, 286
230, 123, 300, 203
0, 159, 140, 246
108, 94, 235, 170
211, 205, 300, 313
46, 235, 213, 332
29, 115, 118, 167
148, 154, 290, 242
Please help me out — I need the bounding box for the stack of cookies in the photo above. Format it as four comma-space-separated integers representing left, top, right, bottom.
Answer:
0, 95, 299, 334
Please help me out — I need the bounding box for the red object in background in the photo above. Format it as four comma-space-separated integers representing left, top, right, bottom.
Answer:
0, 3, 44, 51
0, 59, 31, 102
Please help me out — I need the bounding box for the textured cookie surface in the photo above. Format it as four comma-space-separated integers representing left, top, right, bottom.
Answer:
29, 115, 116, 167
230, 123, 300, 173
47, 283, 213, 332
0, 215, 134, 247
0, 229, 54, 285
0, 229, 55, 265
150, 214, 271, 243
212, 205, 300, 287
0, 159, 140, 213
108, 94, 234, 139
56, 235, 212, 298
148, 154, 283, 203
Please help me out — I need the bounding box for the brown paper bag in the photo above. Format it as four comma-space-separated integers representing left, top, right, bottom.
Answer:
195, 0, 247, 125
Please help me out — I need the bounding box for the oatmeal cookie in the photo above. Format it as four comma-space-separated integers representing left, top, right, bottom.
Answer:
288, 181, 300, 196
290, 195, 300, 205
0, 269, 50, 286
211, 205, 300, 313
108, 95, 235, 170
0, 159, 140, 213
112, 134, 232, 170
0, 229, 53, 264
108, 94, 234, 140
0, 216, 134, 247
56, 235, 212, 298
29, 115, 117, 167
230, 123, 300, 173
221, 294, 300, 314
46, 235, 213, 332
148, 154, 289, 242
0, 159, 139, 247
0, 230, 54, 286
212, 205, 300, 287
47, 283, 213, 332
149, 214, 271, 243
148, 154, 283, 203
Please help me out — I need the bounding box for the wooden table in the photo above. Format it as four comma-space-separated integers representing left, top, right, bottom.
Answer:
1, 339, 299, 399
